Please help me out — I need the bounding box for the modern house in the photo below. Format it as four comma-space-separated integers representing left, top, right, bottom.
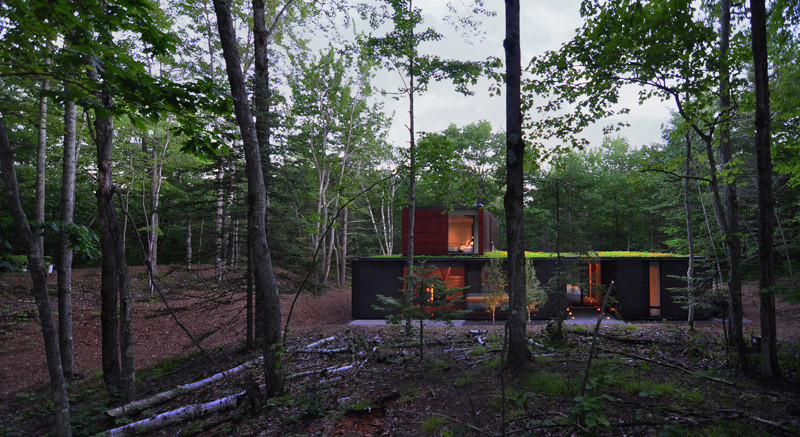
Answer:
351, 207, 708, 321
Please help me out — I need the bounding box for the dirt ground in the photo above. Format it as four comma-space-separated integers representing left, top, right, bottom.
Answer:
1, 267, 799, 399
0, 265, 351, 399
1, 266, 800, 436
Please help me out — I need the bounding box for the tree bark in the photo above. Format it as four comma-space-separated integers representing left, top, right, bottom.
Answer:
750, 0, 781, 379
148, 135, 166, 278
215, 164, 226, 281
504, 0, 528, 369
92, 79, 136, 402
35, 75, 49, 250
719, 0, 748, 371
94, 91, 121, 399
253, 0, 270, 340
340, 207, 349, 287
684, 127, 695, 331
1, 118, 72, 437
405, 0, 417, 331
186, 218, 193, 269
57, 98, 77, 378
214, 0, 284, 395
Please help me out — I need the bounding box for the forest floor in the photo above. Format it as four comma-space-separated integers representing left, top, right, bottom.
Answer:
1, 266, 800, 436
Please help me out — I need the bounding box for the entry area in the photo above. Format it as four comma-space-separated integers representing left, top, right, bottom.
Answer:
566, 261, 607, 307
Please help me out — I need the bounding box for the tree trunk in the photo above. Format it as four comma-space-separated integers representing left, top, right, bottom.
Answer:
222, 175, 235, 268
197, 219, 204, 259
35, 75, 50, 251
214, 0, 283, 395
148, 135, 167, 278
1, 119, 72, 437
340, 207, 349, 287
57, 98, 77, 378
504, 0, 528, 368
698, 185, 725, 286
684, 127, 695, 331
719, 0, 749, 371
94, 91, 121, 399
215, 164, 226, 281
253, 0, 270, 338
405, 0, 417, 331
92, 81, 136, 402
246, 242, 255, 350
750, 0, 780, 379
186, 219, 193, 269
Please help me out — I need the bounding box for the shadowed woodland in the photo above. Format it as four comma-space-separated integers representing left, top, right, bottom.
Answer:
1, 0, 800, 435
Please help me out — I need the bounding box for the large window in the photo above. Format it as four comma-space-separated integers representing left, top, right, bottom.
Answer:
448, 212, 477, 253
649, 261, 661, 316
402, 266, 465, 308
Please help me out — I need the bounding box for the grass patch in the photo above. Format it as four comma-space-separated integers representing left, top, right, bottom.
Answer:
455, 372, 472, 388
481, 356, 502, 371
467, 345, 487, 356
424, 359, 449, 373
420, 415, 447, 434
525, 372, 572, 397
621, 377, 676, 399
142, 351, 199, 379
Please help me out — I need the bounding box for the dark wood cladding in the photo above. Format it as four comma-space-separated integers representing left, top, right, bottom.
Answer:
351, 259, 404, 319
402, 208, 448, 255
401, 207, 497, 255
480, 209, 500, 253
352, 256, 709, 321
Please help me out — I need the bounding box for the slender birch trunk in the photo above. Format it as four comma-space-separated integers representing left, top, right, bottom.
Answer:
684, 127, 695, 331
215, 165, 226, 281
35, 75, 50, 251
57, 98, 77, 378
405, 0, 417, 332
186, 219, 193, 269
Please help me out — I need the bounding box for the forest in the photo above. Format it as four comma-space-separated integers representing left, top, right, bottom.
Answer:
1, 0, 799, 435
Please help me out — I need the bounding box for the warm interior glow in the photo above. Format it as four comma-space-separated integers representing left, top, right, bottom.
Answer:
649, 261, 661, 316
448, 215, 475, 253
403, 266, 465, 307
588, 262, 601, 302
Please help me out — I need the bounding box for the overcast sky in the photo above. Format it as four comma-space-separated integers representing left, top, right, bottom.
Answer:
369, 0, 674, 152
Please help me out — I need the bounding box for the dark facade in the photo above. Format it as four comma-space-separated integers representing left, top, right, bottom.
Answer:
353, 206, 707, 321
351, 256, 708, 321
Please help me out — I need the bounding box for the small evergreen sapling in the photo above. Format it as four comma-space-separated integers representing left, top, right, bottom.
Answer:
374, 262, 466, 360
482, 257, 507, 325
525, 259, 547, 323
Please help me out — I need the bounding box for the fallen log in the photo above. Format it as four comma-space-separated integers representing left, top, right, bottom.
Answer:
106, 356, 262, 418
289, 364, 354, 380
105, 390, 244, 436
302, 336, 336, 350
105, 363, 357, 435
